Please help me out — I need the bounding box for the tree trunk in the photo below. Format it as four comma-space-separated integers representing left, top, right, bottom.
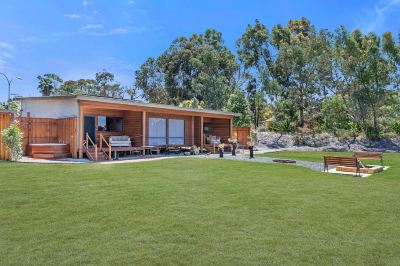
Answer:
372, 107, 379, 132
299, 108, 305, 128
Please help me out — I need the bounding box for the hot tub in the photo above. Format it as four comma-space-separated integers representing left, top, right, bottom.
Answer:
27, 143, 71, 159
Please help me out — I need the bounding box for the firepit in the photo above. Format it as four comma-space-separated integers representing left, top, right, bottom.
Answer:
273, 159, 296, 164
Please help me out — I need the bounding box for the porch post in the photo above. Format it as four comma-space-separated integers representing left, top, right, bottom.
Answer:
78, 105, 83, 159
191, 116, 194, 146
142, 111, 146, 146
200, 116, 204, 152
230, 118, 233, 139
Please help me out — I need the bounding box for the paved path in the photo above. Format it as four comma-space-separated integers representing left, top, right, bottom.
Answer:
197, 153, 325, 172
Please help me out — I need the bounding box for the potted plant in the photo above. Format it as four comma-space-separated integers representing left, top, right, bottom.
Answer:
228, 138, 238, 156
217, 143, 225, 158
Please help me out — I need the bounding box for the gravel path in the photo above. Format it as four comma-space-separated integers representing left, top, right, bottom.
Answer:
197, 153, 325, 172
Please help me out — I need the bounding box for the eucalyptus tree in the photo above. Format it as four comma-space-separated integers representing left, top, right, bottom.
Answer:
270, 18, 332, 128
333, 27, 400, 134
236, 19, 272, 127
135, 29, 238, 108
134, 57, 168, 104
57, 70, 124, 98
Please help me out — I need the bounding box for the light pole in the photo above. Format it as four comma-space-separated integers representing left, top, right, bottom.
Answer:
0, 73, 22, 102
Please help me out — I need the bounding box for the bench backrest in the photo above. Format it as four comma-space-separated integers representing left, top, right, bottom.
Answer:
324, 156, 359, 167
353, 151, 382, 160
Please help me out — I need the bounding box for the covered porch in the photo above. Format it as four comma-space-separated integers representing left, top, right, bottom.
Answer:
77, 100, 233, 160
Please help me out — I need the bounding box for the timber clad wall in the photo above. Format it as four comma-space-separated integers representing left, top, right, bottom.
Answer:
123, 111, 143, 146
232, 127, 251, 148
18, 117, 77, 157
0, 112, 13, 160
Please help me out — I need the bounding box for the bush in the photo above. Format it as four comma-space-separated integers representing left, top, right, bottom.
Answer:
1, 121, 23, 161
269, 120, 293, 133
293, 134, 306, 146
364, 126, 381, 140
321, 95, 352, 134
392, 122, 400, 136
190, 145, 200, 155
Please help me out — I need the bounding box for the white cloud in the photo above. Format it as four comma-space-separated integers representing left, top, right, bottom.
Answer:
0, 58, 6, 70
65, 14, 81, 19
0, 41, 13, 50
81, 24, 103, 30
82, 0, 93, 6
357, 0, 400, 33
1, 52, 14, 59
19, 36, 48, 43
127, 0, 135, 4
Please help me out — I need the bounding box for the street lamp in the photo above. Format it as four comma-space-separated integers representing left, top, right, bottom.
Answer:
0, 73, 22, 101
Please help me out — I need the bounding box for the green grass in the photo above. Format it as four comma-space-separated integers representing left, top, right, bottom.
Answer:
1, 155, 400, 265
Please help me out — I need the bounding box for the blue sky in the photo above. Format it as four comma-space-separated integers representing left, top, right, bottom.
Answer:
0, 0, 399, 102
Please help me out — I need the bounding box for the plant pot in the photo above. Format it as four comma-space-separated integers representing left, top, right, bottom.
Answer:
249, 146, 254, 159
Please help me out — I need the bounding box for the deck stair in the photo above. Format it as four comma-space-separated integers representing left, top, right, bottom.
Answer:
83, 133, 112, 162
86, 146, 108, 161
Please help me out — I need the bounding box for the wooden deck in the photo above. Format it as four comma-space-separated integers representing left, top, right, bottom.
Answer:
27, 143, 71, 159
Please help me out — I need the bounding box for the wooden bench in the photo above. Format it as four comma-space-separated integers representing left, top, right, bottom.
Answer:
324, 156, 362, 176
353, 152, 383, 165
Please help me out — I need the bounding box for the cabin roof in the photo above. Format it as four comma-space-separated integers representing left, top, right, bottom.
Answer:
18, 95, 240, 117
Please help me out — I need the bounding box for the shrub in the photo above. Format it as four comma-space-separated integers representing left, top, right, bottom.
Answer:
293, 134, 306, 146
320, 95, 352, 134
364, 126, 381, 140
190, 145, 200, 155
1, 121, 23, 161
392, 122, 400, 136
269, 120, 293, 133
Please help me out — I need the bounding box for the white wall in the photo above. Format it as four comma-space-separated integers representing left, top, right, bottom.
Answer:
20, 98, 79, 118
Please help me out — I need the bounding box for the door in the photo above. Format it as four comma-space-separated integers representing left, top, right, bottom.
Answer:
84, 116, 96, 145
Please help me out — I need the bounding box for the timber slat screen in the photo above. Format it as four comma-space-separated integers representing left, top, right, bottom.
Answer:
232, 127, 251, 148
18, 117, 78, 157
0, 112, 13, 160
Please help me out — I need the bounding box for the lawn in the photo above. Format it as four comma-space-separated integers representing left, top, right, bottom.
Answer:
1, 155, 400, 265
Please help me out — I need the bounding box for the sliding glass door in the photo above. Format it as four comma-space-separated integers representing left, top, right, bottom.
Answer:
148, 117, 185, 145
168, 119, 184, 145
148, 118, 166, 145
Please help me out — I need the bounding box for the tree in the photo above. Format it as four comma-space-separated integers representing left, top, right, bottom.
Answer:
136, 29, 238, 108
57, 70, 124, 98
134, 57, 169, 104
178, 97, 205, 109
126, 86, 140, 101
226, 92, 251, 127
320, 95, 352, 135
270, 18, 333, 128
95, 70, 123, 98
58, 79, 97, 95
1, 121, 23, 161
191, 48, 237, 109
333, 27, 400, 134
236, 19, 272, 128
37, 74, 63, 96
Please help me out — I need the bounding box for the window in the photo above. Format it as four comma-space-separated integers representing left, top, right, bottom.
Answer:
168, 119, 184, 145
149, 118, 166, 145
98, 116, 123, 132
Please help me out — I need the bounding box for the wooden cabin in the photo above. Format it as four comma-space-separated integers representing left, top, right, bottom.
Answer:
17, 95, 241, 160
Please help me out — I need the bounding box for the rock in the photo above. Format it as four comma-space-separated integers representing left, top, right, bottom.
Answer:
256, 132, 400, 152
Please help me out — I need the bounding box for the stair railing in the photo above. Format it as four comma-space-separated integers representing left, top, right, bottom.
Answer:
99, 133, 112, 161
85, 132, 98, 161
